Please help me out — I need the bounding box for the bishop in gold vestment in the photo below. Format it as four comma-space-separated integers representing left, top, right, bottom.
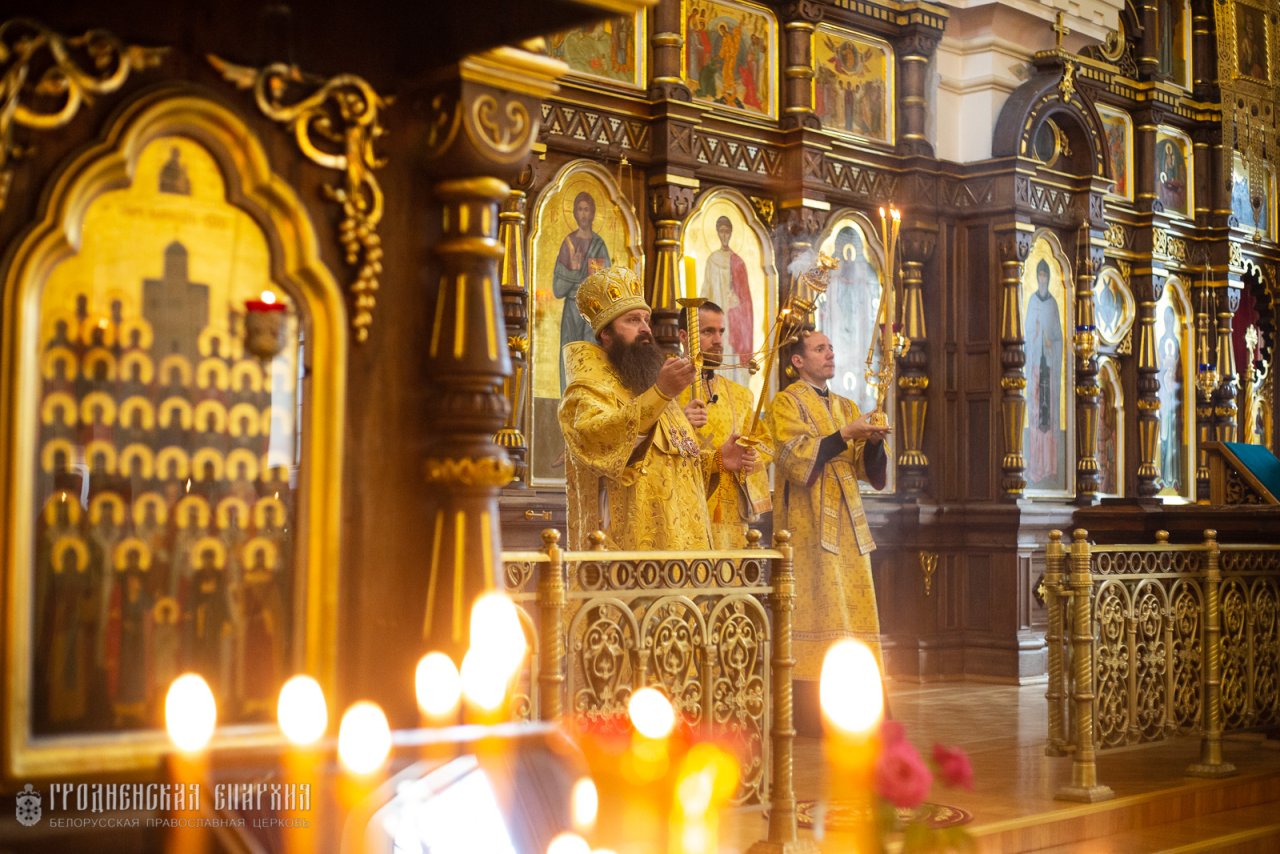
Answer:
767, 331, 889, 682
559, 268, 756, 550
678, 302, 774, 549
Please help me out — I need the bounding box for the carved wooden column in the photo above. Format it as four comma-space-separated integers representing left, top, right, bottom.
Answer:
896, 27, 940, 157
420, 49, 564, 655
646, 179, 698, 351
998, 229, 1031, 498
1213, 284, 1241, 442
779, 205, 826, 308
779, 1, 823, 130
897, 224, 936, 497
496, 164, 535, 487
1074, 223, 1103, 504
1190, 0, 1219, 101
649, 0, 692, 101
1137, 0, 1161, 80
1135, 275, 1163, 497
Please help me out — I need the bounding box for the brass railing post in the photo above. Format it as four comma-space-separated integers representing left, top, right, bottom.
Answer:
1188, 529, 1237, 777
1057, 529, 1115, 802
749, 531, 819, 854
1045, 530, 1070, 756
537, 528, 565, 721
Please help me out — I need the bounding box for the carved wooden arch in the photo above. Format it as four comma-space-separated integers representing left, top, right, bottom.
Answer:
1239, 259, 1276, 370
992, 70, 1109, 183
0, 90, 346, 778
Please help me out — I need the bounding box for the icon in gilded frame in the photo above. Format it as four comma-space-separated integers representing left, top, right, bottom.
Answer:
812, 23, 894, 145
527, 160, 644, 487
545, 12, 647, 89
683, 0, 778, 119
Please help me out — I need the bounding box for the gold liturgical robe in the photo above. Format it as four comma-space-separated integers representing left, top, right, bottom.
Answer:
559, 341, 715, 550
678, 375, 774, 549
768, 380, 886, 680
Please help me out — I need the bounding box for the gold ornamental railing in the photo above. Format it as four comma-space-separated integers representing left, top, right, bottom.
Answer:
1044, 528, 1280, 802
502, 528, 810, 848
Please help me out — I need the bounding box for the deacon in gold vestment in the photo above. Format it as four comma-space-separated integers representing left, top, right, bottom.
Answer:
767, 330, 889, 690
677, 302, 774, 549
559, 268, 757, 550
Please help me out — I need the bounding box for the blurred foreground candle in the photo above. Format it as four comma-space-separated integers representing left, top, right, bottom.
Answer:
683, 255, 698, 301
820, 640, 885, 854
165, 674, 216, 854
461, 592, 527, 723
670, 743, 740, 854
570, 776, 599, 835
277, 676, 326, 854
337, 699, 391, 849
415, 651, 462, 726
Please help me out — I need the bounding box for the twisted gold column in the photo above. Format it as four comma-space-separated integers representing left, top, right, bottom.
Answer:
536, 528, 566, 721
1044, 530, 1069, 756
1057, 529, 1115, 802
1188, 529, 1238, 777
748, 531, 819, 854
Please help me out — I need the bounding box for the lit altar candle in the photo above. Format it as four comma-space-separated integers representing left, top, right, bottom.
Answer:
460, 592, 527, 725
337, 700, 392, 849
683, 254, 698, 301
164, 673, 217, 854
277, 675, 327, 854
820, 640, 885, 854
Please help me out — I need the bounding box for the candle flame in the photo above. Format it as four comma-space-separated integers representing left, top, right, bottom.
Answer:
337, 701, 391, 775
546, 833, 592, 854
415, 651, 461, 719
260, 290, 277, 305
165, 673, 217, 753
629, 687, 676, 739
570, 777, 599, 833
460, 592, 527, 713
819, 639, 884, 735
277, 675, 328, 746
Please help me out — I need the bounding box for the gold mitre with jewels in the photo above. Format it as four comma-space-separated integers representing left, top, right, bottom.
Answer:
576, 266, 650, 335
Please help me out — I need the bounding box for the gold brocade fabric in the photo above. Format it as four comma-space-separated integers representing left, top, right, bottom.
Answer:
768, 381, 883, 680
559, 341, 714, 550
678, 375, 774, 550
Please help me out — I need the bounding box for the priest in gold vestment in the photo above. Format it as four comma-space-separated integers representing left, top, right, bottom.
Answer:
768, 330, 889, 696
677, 302, 774, 549
559, 267, 757, 550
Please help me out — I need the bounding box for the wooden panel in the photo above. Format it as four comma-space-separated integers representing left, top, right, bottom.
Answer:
966, 399, 991, 499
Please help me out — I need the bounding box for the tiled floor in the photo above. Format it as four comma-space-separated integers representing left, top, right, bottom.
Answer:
723, 681, 1280, 852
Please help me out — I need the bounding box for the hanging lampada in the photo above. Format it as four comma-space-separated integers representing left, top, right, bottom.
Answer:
244, 289, 289, 360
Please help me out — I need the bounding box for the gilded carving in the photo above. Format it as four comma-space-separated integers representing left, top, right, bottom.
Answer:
540, 102, 650, 153
471, 94, 532, 157
424, 456, 517, 487
749, 195, 776, 229
0, 19, 166, 209
209, 56, 390, 343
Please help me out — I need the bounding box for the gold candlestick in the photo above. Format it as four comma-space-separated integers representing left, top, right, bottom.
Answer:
866, 207, 903, 428
678, 296, 708, 402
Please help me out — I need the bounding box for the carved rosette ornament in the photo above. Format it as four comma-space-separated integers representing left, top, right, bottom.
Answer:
897, 225, 936, 497
0, 18, 166, 210
209, 56, 390, 343
998, 230, 1032, 497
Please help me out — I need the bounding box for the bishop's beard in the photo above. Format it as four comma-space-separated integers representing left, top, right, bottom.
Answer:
605, 334, 667, 395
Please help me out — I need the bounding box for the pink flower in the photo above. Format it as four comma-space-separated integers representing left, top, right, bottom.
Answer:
880, 719, 906, 746
932, 743, 974, 790
874, 738, 933, 809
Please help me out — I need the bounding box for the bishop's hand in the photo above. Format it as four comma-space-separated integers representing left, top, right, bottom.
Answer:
656, 356, 696, 399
